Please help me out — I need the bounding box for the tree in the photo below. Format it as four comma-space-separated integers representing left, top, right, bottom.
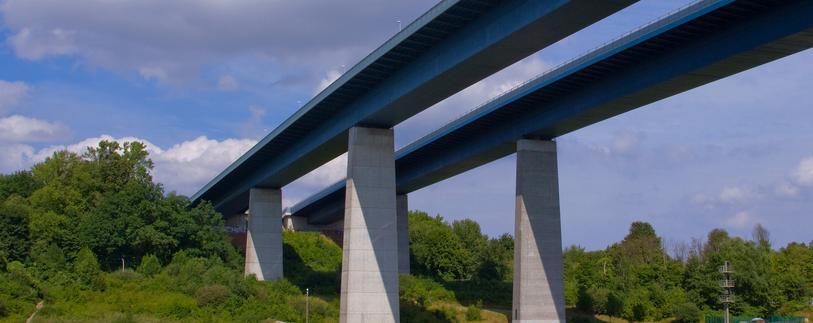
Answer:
606, 292, 624, 318
409, 211, 476, 281
673, 302, 700, 323
752, 223, 771, 249
0, 171, 39, 200
138, 254, 162, 277
74, 247, 102, 288
0, 196, 31, 262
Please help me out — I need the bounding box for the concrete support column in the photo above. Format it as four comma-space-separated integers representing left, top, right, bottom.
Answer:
245, 188, 283, 281
512, 139, 565, 323
340, 127, 399, 323
397, 194, 410, 274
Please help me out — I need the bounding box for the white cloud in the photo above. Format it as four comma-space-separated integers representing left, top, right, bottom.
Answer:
151, 136, 257, 194
0, 134, 256, 195
775, 181, 799, 197
0, 115, 69, 142
0, 143, 35, 173
719, 186, 757, 204
792, 156, 813, 186
217, 75, 239, 91
0, 0, 436, 83
0, 80, 30, 114
240, 105, 268, 139
316, 69, 342, 94
726, 211, 753, 229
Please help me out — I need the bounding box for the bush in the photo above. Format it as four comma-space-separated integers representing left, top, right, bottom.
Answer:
0, 298, 6, 317
576, 287, 593, 313
465, 302, 482, 321
673, 302, 701, 323
137, 254, 162, 277
606, 292, 624, 318
195, 284, 231, 307
400, 275, 455, 307
630, 302, 647, 322
74, 247, 101, 287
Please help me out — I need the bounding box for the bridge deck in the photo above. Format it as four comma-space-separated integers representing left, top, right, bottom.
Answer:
294, 0, 813, 224
191, 0, 637, 215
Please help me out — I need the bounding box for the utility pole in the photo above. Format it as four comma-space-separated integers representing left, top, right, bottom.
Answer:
305, 288, 310, 323
720, 261, 734, 323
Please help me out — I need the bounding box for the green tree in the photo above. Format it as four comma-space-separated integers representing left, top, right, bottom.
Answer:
74, 247, 101, 286
0, 196, 31, 262
409, 211, 476, 281
138, 254, 162, 277
0, 170, 39, 200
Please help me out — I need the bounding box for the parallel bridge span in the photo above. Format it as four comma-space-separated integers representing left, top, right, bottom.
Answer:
292, 0, 813, 225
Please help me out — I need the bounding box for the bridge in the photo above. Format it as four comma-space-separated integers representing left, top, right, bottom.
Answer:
193, 0, 813, 322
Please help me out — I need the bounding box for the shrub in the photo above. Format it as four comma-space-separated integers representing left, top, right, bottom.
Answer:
0, 298, 6, 317
630, 302, 647, 322
400, 275, 455, 307
465, 302, 482, 321
673, 302, 701, 323
74, 247, 101, 286
576, 287, 593, 313
195, 284, 231, 307
606, 292, 624, 318
137, 254, 162, 277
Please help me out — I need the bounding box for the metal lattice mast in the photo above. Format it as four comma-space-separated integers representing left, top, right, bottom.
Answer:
720, 261, 734, 323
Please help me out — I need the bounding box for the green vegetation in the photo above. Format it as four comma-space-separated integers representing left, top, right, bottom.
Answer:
1, 140, 811, 322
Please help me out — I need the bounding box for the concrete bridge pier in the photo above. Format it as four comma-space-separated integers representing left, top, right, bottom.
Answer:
244, 188, 283, 281
512, 139, 565, 323
397, 194, 409, 274
340, 126, 400, 323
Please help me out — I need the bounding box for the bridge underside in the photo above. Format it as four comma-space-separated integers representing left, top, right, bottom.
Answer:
294, 0, 813, 225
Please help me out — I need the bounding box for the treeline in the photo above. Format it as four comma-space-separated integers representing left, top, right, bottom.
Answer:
564, 223, 813, 321
0, 141, 247, 320
0, 141, 239, 270
2, 140, 812, 322
408, 211, 813, 321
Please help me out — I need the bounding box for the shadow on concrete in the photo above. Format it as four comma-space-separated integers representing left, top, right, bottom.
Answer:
282, 243, 340, 298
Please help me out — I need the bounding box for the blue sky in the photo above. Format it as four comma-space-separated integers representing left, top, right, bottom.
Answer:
2, 0, 812, 250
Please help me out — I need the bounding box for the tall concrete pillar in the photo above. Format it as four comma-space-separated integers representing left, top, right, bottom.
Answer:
512, 139, 565, 323
340, 127, 399, 323
245, 188, 283, 281
397, 194, 410, 274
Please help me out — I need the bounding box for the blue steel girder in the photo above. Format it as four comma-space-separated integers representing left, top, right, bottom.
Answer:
295, 0, 813, 225
192, 0, 638, 216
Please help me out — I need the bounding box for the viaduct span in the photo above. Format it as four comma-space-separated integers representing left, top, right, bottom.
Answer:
193, 0, 813, 322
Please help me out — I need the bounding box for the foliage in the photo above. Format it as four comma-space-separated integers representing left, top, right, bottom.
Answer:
673, 302, 701, 323
0, 196, 31, 262
195, 284, 231, 307
409, 211, 476, 281
465, 301, 482, 321
400, 275, 456, 307
282, 231, 342, 296
137, 254, 162, 277
0, 170, 39, 201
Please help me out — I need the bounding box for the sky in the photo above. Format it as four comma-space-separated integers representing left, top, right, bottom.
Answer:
1, 0, 812, 251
